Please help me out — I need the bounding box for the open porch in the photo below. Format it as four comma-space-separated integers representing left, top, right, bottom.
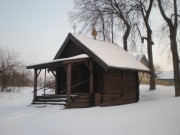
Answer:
27, 54, 95, 108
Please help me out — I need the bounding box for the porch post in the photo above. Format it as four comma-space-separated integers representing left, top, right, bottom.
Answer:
55, 69, 58, 94
90, 60, 93, 94
66, 63, 72, 104
33, 69, 38, 102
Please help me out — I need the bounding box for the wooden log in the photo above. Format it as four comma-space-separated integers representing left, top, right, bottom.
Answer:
72, 95, 92, 99
55, 69, 58, 94
89, 60, 93, 94
96, 97, 137, 106
66, 64, 72, 103
33, 69, 38, 102
70, 102, 92, 108
95, 92, 138, 106
72, 98, 92, 103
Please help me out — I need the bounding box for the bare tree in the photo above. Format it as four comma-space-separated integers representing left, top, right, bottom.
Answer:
157, 0, 180, 96
132, 0, 156, 90
154, 64, 163, 76
69, 0, 134, 50
10, 68, 32, 87
106, 0, 132, 51
0, 47, 20, 91
0, 47, 32, 91
69, 0, 112, 41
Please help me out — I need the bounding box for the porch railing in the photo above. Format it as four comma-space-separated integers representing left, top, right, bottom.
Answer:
32, 78, 89, 103
59, 79, 89, 94
32, 82, 55, 103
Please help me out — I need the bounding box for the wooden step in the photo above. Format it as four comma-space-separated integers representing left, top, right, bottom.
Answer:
36, 99, 67, 102
37, 95, 67, 99
33, 93, 93, 107
33, 94, 68, 105
32, 102, 66, 105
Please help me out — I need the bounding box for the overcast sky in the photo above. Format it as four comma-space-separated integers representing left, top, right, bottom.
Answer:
0, 0, 74, 65
0, 0, 174, 71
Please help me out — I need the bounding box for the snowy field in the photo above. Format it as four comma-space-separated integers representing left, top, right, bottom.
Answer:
0, 85, 180, 135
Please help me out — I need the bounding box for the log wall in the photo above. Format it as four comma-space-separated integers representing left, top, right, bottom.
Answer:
69, 93, 94, 108
95, 70, 139, 106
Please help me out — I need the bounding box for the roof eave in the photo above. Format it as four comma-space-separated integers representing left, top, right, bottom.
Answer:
26, 57, 90, 70
108, 66, 150, 73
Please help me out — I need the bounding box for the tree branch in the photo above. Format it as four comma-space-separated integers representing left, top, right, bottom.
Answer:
157, 0, 173, 28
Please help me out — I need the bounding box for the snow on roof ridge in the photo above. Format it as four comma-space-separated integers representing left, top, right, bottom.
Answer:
72, 34, 150, 72
72, 33, 119, 46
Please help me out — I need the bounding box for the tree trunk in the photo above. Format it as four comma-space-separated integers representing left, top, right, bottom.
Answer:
101, 16, 106, 41
1, 73, 6, 92
157, 0, 180, 96
170, 30, 180, 96
144, 17, 156, 90
147, 30, 156, 90
123, 23, 131, 51
1, 84, 5, 92
111, 13, 114, 43
141, 0, 156, 90
112, 0, 131, 51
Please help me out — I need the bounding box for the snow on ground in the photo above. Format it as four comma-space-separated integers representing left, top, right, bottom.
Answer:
0, 85, 180, 135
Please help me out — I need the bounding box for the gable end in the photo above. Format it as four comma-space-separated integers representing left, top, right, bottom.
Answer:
54, 33, 109, 70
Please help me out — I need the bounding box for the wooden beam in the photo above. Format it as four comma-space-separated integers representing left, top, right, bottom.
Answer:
33, 69, 38, 102
71, 79, 89, 89
89, 60, 93, 94
44, 68, 47, 87
49, 68, 56, 77
84, 61, 90, 70
55, 69, 58, 94
37, 69, 42, 77
66, 63, 72, 104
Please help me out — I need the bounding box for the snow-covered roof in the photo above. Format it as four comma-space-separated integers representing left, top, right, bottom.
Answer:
135, 54, 149, 67
135, 54, 144, 61
27, 33, 149, 72
70, 34, 149, 72
27, 54, 89, 69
